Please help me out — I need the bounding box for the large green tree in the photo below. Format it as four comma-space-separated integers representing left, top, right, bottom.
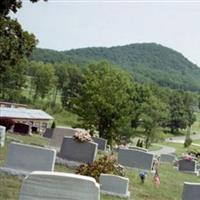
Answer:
168, 91, 188, 134
54, 63, 84, 109
0, 0, 46, 100
140, 95, 167, 148
69, 61, 134, 146
30, 62, 56, 100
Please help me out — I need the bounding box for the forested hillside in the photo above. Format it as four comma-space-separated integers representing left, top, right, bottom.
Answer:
29, 43, 200, 91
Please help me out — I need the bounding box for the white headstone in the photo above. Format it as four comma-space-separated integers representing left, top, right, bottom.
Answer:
118, 148, 154, 170
0, 142, 56, 175
0, 125, 6, 147
128, 146, 148, 152
100, 174, 130, 198
160, 154, 176, 163
182, 182, 200, 200
19, 171, 100, 200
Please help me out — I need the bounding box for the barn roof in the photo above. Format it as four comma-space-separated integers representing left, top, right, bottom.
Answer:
0, 107, 53, 120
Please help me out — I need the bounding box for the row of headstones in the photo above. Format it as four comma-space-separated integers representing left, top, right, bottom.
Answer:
2, 124, 196, 175
19, 172, 200, 200
1, 143, 198, 199
1, 142, 129, 198
1, 140, 155, 173
2, 141, 200, 199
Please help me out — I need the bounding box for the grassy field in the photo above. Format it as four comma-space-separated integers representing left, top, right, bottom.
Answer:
1, 133, 199, 200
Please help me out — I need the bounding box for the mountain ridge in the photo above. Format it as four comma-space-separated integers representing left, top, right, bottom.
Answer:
29, 43, 200, 91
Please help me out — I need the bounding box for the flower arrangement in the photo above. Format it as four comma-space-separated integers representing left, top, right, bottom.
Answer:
182, 153, 195, 161
76, 155, 125, 182
73, 130, 93, 143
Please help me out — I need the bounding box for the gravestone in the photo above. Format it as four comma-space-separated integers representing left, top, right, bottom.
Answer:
182, 182, 200, 200
0, 142, 56, 175
0, 125, 6, 147
100, 174, 130, 198
14, 123, 30, 135
59, 137, 98, 164
43, 128, 54, 139
92, 137, 107, 151
160, 154, 176, 163
19, 171, 100, 200
49, 127, 78, 150
128, 146, 148, 152
178, 159, 198, 175
118, 148, 154, 170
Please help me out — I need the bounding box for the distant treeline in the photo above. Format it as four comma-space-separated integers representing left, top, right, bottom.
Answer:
29, 43, 200, 92
1, 59, 198, 147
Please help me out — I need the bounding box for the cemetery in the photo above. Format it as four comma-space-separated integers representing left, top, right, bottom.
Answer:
1, 125, 200, 200
1, 2, 200, 200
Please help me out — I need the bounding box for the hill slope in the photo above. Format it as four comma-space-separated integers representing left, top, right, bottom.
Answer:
29, 43, 200, 91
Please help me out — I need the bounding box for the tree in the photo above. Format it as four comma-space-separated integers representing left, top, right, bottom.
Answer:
0, 0, 46, 100
168, 91, 188, 134
0, 59, 27, 101
30, 62, 56, 99
54, 63, 84, 109
140, 95, 167, 148
69, 61, 134, 146
130, 84, 151, 129
0, 0, 46, 17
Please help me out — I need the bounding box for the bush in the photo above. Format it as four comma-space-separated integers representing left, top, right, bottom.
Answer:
0, 117, 15, 131
76, 155, 125, 182
184, 136, 193, 148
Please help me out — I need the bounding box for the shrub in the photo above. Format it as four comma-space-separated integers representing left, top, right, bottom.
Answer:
76, 155, 125, 182
0, 117, 15, 131
184, 136, 193, 148
73, 130, 92, 143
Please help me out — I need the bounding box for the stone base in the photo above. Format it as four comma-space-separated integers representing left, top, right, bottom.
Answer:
175, 167, 199, 176
179, 170, 199, 176
0, 167, 28, 176
56, 157, 83, 169
101, 190, 130, 198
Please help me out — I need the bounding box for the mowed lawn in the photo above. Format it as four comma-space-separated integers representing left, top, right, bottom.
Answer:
0, 133, 200, 200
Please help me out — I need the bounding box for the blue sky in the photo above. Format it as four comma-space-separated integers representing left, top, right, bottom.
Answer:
11, 0, 200, 66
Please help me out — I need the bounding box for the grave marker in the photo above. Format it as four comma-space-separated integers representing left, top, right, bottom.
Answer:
19, 171, 100, 200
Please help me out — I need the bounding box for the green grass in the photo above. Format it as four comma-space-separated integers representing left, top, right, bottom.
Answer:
191, 112, 200, 132
148, 144, 163, 151
51, 110, 78, 127
160, 142, 188, 157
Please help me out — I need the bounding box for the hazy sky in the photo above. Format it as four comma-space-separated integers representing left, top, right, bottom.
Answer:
11, 0, 200, 65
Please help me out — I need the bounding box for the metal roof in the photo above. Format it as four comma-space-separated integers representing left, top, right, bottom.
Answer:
0, 107, 53, 120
